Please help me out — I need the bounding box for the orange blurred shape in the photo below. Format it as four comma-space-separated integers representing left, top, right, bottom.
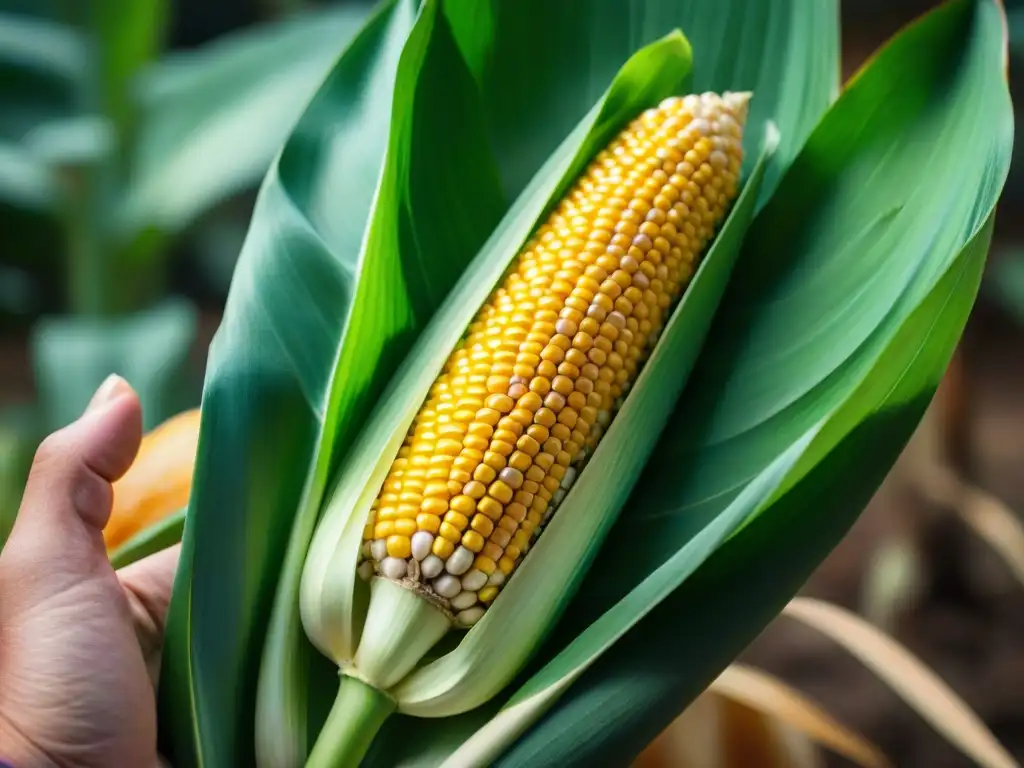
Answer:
103, 408, 201, 551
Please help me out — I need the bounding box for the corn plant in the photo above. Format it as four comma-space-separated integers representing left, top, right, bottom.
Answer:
0, 0, 372, 433
154, 0, 1014, 765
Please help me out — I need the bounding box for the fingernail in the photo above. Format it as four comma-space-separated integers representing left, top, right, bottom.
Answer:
87, 374, 130, 412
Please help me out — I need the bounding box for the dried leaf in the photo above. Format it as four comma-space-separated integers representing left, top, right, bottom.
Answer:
783, 598, 1019, 768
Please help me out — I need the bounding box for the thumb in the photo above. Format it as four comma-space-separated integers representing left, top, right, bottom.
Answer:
0, 375, 142, 619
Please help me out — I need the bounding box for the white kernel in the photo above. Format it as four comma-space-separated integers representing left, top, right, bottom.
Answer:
687, 118, 711, 136
561, 466, 577, 489
597, 410, 611, 426
446, 546, 474, 576
361, 541, 372, 559
487, 570, 506, 587
451, 591, 478, 611
421, 554, 444, 579
380, 557, 407, 580
682, 94, 701, 112
709, 150, 729, 169
461, 569, 487, 591
457, 607, 486, 626
371, 539, 387, 561
433, 574, 461, 598
411, 531, 434, 561
357, 561, 374, 581
553, 488, 567, 506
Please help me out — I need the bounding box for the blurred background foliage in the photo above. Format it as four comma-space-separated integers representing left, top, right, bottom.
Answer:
2, 0, 1024, 765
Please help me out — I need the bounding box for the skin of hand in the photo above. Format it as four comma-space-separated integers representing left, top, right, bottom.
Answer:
0, 376, 181, 768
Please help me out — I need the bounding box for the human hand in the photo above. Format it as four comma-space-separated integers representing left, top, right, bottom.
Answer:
0, 376, 180, 767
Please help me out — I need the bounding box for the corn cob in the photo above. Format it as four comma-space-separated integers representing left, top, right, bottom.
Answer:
357, 91, 749, 627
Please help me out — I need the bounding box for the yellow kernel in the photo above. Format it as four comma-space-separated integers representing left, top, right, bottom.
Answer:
439, 522, 462, 542
489, 481, 514, 504
508, 409, 534, 427
505, 502, 528, 522
498, 556, 516, 574
433, 537, 455, 559
387, 535, 411, 558
463, 434, 489, 451
518, 392, 543, 411
470, 514, 495, 536
530, 377, 552, 395
508, 450, 533, 471
506, 544, 522, 560
526, 424, 549, 442
450, 495, 476, 515
423, 481, 450, 498
464, 480, 487, 499
485, 393, 514, 413
394, 519, 417, 537
473, 464, 497, 484
477, 496, 504, 520
483, 451, 507, 470
479, 586, 500, 603
491, 440, 515, 456
476, 407, 501, 425
490, 527, 512, 547
483, 541, 504, 561
462, 530, 485, 552
444, 510, 469, 529
437, 438, 462, 456
417, 513, 441, 533
516, 435, 541, 456
420, 497, 448, 516
535, 408, 557, 428
374, 521, 394, 538
473, 555, 497, 575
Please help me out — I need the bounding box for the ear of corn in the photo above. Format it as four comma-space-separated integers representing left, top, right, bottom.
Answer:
300, 79, 756, 762
357, 92, 748, 625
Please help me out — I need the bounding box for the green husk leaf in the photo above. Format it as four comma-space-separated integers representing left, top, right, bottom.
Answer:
444, 0, 838, 204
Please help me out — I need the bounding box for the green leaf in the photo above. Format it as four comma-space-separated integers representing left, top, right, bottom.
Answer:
30, 298, 198, 431
492, 0, 1012, 763
90, 0, 167, 156
158, 0, 506, 764
0, 140, 54, 211
119, 4, 373, 239
0, 12, 84, 212
0, 406, 38, 550
444, 0, 838, 203
0, 12, 85, 139
108, 506, 186, 569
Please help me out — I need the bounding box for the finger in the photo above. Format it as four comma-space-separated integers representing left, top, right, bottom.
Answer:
118, 542, 182, 686
0, 375, 143, 620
